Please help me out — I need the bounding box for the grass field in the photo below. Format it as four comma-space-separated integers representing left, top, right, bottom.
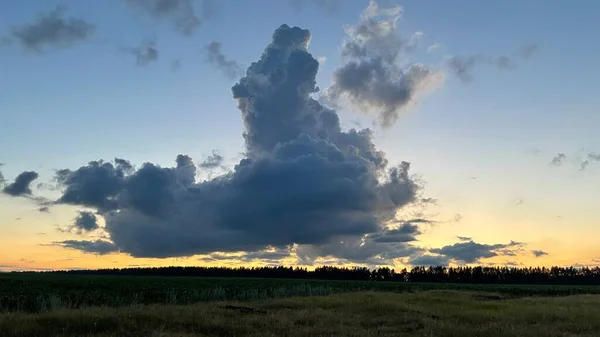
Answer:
3, 274, 600, 313
2, 290, 600, 336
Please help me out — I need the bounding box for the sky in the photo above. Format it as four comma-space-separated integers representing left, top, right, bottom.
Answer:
1, 0, 599, 272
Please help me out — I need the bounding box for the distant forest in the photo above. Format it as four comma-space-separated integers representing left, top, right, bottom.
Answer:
20, 265, 600, 285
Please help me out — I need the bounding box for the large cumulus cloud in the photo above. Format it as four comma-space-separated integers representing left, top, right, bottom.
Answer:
48, 24, 422, 261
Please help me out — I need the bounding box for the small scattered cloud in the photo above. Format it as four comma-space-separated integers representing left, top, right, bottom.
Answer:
447, 44, 537, 82
72, 211, 100, 233
323, 0, 444, 128
205, 41, 244, 79
54, 240, 118, 255
532, 250, 548, 258
38, 206, 50, 213
289, 0, 342, 15
317, 56, 327, 64
429, 240, 523, 264
549, 153, 566, 166
9, 5, 95, 52
427, 43, 441, 53
456, 236, 471, 241
170, 58, 182, 71
122, 39, 158, 66
2, 171, 39, 197
453, 213, 463, 222
124, 0, 217, 36
514, 198, 524, 206
198, 150, 223, 169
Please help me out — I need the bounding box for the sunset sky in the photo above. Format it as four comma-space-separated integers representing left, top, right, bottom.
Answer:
1, 0, 599, 272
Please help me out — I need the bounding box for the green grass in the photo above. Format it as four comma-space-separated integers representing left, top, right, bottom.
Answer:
2, 290, 600, 336
2, 273, 600, 313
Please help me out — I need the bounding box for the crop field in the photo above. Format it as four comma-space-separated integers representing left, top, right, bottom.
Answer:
2, 273, 600, 313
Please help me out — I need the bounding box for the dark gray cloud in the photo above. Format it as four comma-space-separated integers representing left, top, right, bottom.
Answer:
2, 171, 39, 197
73, 211, 100, 232
205, 41, 244, 79
123, 39, 158, 66
289, 0, 342, 14
447, 44, 537, 82
10, 5, 95, 52
550, 153, 567, 166
198, 150, 223, 169
55, 240, 117, 255
125, 0, 216, 36
532, 250, 548, 258
45, 24, 420, 260
456, 236, 471, 241
429, 240, 522, 264
38, 206, 50, 213
323, 1, 444, 127
407, 254, 450, 266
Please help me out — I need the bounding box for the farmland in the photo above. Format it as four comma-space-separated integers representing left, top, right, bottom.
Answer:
2, 273, 600, 313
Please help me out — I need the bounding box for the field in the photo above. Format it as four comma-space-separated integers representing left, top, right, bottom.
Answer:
3, 273, 600, 313
2, 274, 600, 336
3, 290, 600, 336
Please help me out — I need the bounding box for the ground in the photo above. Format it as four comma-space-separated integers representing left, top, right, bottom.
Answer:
2, 290, 600, 337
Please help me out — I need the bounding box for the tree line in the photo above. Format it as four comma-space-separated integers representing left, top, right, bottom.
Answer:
21, 265, 600, 285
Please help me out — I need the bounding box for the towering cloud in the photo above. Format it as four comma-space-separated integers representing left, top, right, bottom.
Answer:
49, 24, 421, 262
3, 171, 39, 197
323, 1, 444, 127
125, 0, 216, 36
10, 5, 95, 52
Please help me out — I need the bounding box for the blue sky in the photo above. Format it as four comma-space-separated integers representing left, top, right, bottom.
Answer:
1, 0, 599, 270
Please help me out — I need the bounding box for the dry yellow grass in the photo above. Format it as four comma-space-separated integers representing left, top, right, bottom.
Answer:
2, 290, 600, 336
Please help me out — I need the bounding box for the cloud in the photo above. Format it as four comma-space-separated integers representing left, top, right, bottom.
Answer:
514, 198, 524, 206
532, 250, 548, 258
72, 211, 100, 232
198, 150, 223, 169
323, 1, 444, 128
429, 240, 522, 264
579, 152, 600, 171
2, 171, 39, 197
456, 236, 471, 241
171, 58, 182, 71
45, 24, 421, 260
0, 164, 5, 186
55, 240, 117, 255
38, 206, 50, 213
10, 5, 95, 52
549, 153, 566, 166
453, 213, 463, 222
317, 56, 327, 64
447, 44, 537, 82
125, 0, 217, 36
289, 0, 342, 14
123, 39, 158, 66
205, 41, 244, 79
427, 43, 441, 53
407, 254, 450, 266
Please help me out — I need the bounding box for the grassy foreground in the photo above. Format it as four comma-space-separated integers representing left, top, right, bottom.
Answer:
2, 290, 600, 337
